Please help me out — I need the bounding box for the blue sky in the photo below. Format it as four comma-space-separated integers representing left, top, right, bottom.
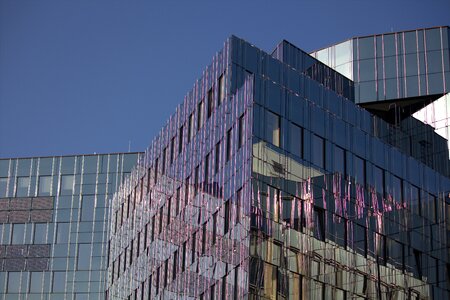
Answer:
1, 0, 449, 158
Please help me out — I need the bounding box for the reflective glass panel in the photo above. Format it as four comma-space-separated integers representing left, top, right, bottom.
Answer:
38, 176, 52, 196
0, 177, 7, 197
60, 175, 74, 195
266, 111, 280, 147
78, 244, 91, 270
289, 123, 302, 158
16, 176, 30, 197
30, 272, 43, 293
7, 272, 21, 293
311, 135, 324, 169
81, 195, 95, 221
12, 223, 25, 244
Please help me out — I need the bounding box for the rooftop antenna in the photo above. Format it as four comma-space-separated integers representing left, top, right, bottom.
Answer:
128, 140, 131, 153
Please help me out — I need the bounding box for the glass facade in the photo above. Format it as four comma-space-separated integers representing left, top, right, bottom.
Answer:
311, 27, 450, 161
107, 33, 450, 300
0, 153, 139, 300
1, 26, 448, 300
311, 26, 450, 103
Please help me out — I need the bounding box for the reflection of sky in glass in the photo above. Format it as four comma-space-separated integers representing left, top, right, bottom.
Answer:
413, 93, 450, 157
311, 40, 353, 80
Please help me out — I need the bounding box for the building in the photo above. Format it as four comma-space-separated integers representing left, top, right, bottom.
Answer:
310, 26, 450, 163
0, 153, 140, 299
106, 27, 450, 299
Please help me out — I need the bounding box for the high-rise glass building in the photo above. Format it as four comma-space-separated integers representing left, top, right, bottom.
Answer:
0, 153, 140, 299
107, 27, 450, 300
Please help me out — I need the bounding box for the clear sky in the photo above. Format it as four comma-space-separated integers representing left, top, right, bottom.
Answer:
1, 0, 449, 158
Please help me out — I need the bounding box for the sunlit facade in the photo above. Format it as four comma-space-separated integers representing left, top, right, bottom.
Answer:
107, 31, 450, 299
0, 153, 140, 299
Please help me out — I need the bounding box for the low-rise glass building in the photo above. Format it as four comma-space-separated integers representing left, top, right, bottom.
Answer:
0, 153, 140, 299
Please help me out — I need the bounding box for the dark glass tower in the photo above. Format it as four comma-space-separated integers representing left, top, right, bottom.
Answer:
107, 31, 450, 299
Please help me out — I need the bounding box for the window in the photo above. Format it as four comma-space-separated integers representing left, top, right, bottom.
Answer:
0, 177, 7, 197
205, 153, 210, 184
176, 187, 181, 216
77, 244, 91, 270
234, 266, 239, 299
173, 250, 178, 280
126, 196, 131, 219
212, 212, 217, 245
224, 200, 230, 234
185, 177, 190, 206
123, 247, 128, 271
182, 241, 186, 272
154, 158, 159, 184
410, 185, 421, 216
57, 222, 69, 244
161, 148, 166, 175
167, 197, 171, 226
266, 111, 280, 147
197, 100, 204, 130
170, 137, 175, 164
148, 275, 152, 299
147, 168, 152, 194
236, 189, 242, 223
155, 267, 160, 295
373, 166, 384, 196
107, 269, 114, 286
120, 203, 124, 225
226, 129, 232, 162
30, 272, 44, 293
333, 146, 345, 175
60, 175, 74, 195
159, 207, 163, 234
130, 241, 134, 265
354, 223, 367, 257
313, 207, 325, 241
38, 175, 52, 196
144, 223, 148, 249
215, 142, 220, 174
192, 232, 196, 264
238, 115, 245, 149
210, 283, 215, 300
178, 125, 184, 154
188, 114, 194, 143
391, 176, 402, 205
207, 88, 214, 118
221, 274, 227, 300
52, 272, 65, 293
354, 155, 365, 185
311, 135, 324, 169
289, 123, 302, 158
137, 232, 141, 257
34, 223, 47, 244
81, 195, 95, 221
151, 215, 155, 242
163, 259, 168, 287
202, 222, 207, 254
194, 166, 199, 196
140, 177, 144, 202
141, 281, 145, 300
16, 176, 30, 197
12, 223, 25, 244
218, 74, 225, 105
